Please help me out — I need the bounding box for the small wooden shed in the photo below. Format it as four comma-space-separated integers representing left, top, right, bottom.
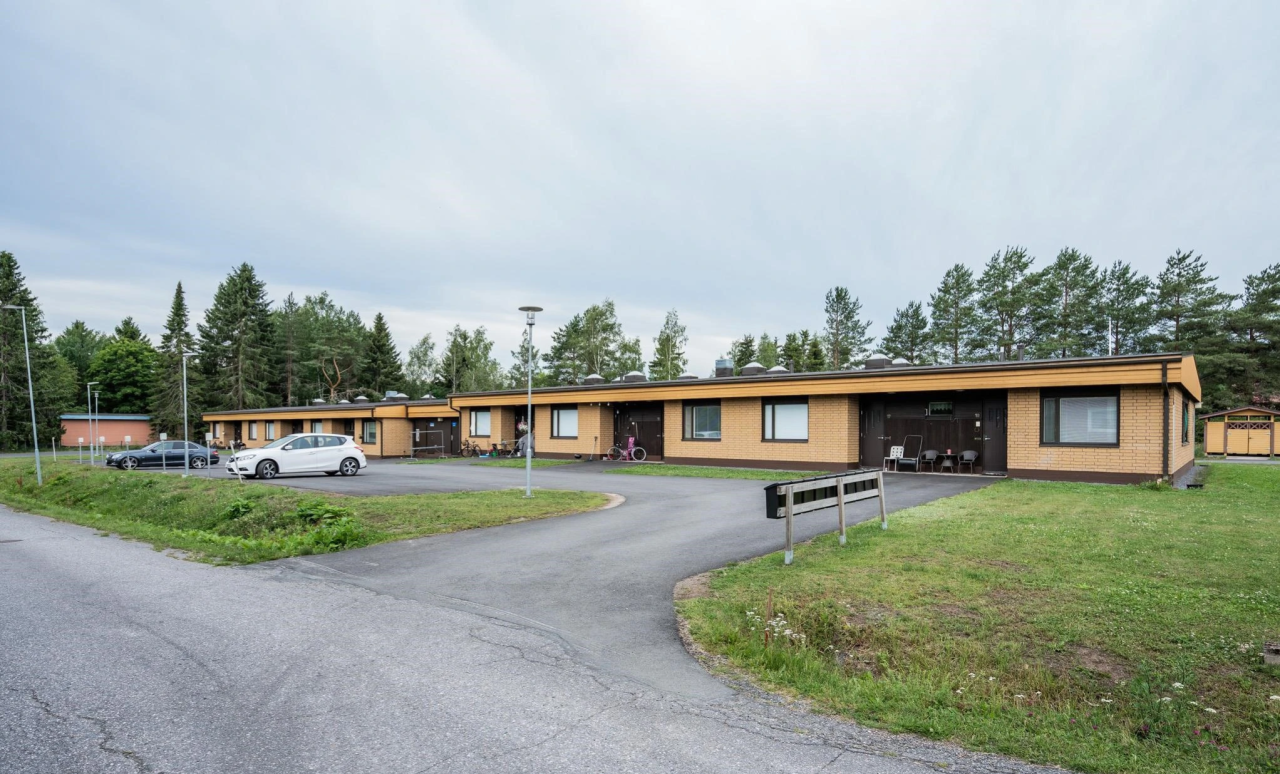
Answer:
1202, 406, 1278, 456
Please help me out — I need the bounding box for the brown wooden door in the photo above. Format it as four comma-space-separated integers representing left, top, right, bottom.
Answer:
860, 399, 885, 468
981, 395, 1008, 473
615, 403, 664, 459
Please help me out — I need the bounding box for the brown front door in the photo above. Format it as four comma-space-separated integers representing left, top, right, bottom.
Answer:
413, 418, 458, 457
981, 395, 1008, 474
860, 399, 886, 468
615, 403, 664, 459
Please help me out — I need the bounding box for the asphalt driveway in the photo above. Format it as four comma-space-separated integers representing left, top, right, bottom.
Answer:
3, 463, 1062, 774
265, 461, 991, 698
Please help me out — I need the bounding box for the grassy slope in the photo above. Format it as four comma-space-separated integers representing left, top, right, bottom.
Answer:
680, 464, 1280, 774
0, 460, 606, 564
605, 464, 825, 481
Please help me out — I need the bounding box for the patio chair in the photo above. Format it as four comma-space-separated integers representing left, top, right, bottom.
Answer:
958, 450, 979, 474
896, 434, 923, 472
883, 445, 904, 471
920, 449, 939, 472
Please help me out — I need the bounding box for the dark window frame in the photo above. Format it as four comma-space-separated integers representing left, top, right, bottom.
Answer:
469, 408, 491, 438
362, 419, 377, 445
926, 400, 954, 418
682, 399, 722, 441
1040, 387, 1121, 448
762, 396, 809, 443
1181, 397, 1190, 445
551, 404, 579, 439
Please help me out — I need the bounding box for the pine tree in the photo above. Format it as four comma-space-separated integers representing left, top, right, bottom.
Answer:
648, 310, 688, 381
113, 317, 149, 344
1028, 248, 1107, 358
543, 300, 638, 383
271, 293, 305, 406
756, 332, 779, 368
150, 283, 199, 440
197, 263, 275, 411
359, 313, 405, 395
1153, 250, 1234, 351
881, 301, 933, 364
928, 264, 981, 364
780, 332, 805, 372
822, 287, 873, 369
544, 314, 587, 385
0, 252, 75, 450
54, 321, 108, 408
804, 332, 828, 372
1221, 263, 1280, 407
977, 246, 1036, 359
730, 334, 757, 372
298, 292, 365, 401
434, 326, 503, 394
1100, 261, 1154, 355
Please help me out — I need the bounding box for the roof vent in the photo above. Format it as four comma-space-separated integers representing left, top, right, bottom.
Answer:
740, 361, 766, 376
677, 372, 699, 380
353, 395, 369, 404
311, 398, 326, 405
420, 395, 433, 400
338, 399, 351, 404
583, 373, 606, 385
623, 371, 647, 383
767, 365, 789, 374
890, 357, 912, 367
714, 359, 734, 378
381, 390, 409, 401
864, 353, 891, 369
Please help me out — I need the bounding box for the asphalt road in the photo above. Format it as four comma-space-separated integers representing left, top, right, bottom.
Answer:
1, 463, 1063, 774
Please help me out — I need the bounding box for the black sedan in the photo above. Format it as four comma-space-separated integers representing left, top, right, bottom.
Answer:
107, 441, 220, 471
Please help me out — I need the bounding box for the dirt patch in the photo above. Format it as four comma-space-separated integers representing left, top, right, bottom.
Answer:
932, 603, 982, 623
673, 572, 713, 601
975, 559, 1031, 572
1046, 645, 1130, 683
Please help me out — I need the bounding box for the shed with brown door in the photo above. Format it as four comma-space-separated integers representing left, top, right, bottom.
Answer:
1201, 406, 1278, 456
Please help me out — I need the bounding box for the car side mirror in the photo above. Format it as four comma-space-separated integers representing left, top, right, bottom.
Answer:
283, 445, 293, 451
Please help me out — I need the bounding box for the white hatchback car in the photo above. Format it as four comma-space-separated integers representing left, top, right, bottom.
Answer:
226, 433, 368, 479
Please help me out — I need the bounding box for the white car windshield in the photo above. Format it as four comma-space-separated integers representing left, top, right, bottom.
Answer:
261, 435, 299, 450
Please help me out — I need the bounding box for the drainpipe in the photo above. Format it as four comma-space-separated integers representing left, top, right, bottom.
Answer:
1161, 361, 1170, 481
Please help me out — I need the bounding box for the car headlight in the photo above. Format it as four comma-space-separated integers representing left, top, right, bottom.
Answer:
236, 453, 257, 461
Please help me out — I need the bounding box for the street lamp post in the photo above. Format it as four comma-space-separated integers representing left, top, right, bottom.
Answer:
518, 306, 542, 498
93, 391, 101, 462
86, 381, 99, 465
182, 352, 195, 477
3, 305, 41, 485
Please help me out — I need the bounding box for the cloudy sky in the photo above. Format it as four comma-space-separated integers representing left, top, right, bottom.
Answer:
2, 2, 1276, 371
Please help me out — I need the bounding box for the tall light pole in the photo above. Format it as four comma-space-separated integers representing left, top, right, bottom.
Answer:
518, 306, 542, 498
3, 305, 41, 485
93, 391, 101, 462
182, 351, 195, 477
86, 381, 99, 464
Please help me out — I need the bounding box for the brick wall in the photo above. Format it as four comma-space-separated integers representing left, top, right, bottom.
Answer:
462, 406, 517, 448
533, 404, 610, 458
662, 395, 859, 468
379, 418, 412, 457
1008, 386, 1177, 478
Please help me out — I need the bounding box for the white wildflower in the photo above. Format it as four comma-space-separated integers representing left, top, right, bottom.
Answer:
1160, 697, 1172, 703
1271, 695, 1280, 702
1172, 682, 1184, 689
1014, 694, 1026, 699
955, 688, 964, 694
1204, 707, 1218, 714
1101, 698, 1113, 704
968, 673, 976, 679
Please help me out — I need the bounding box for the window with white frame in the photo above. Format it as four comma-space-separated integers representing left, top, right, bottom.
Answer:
362, 420, 377, 444
682, 401, 721, 440
248, 422, 258, 441
1041, 391, 1119, 445
265, 421, 276, 440
470, 409, 491, 437
214, 422, 221, 439
763, 398, 808, 441
552, 406, 578, 438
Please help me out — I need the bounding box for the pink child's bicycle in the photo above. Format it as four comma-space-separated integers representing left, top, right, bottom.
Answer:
605, 435, 647, 462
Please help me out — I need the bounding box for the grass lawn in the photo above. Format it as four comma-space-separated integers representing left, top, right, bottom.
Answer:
475, 458, 580, 468
0, 460, 607, 564
679, 463, 1280, 774
398, 457, 466, 465
604, 464, 825, 481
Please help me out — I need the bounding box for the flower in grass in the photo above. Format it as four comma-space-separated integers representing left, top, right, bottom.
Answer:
955, 688, 965, 694
968, 673, 976, 679
1188, 700, 1200, 707
988, 676, 996, 682
1172, 682, 1185, 689
1270, 695, 1280, 702
1160, 697, 1173, 703
1204, 707, 1218, 714
1101, 698, 1113, 704
1014, 694, 1026, 699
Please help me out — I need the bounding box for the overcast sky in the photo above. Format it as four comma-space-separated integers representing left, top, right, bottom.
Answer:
3, 2, 1276, 371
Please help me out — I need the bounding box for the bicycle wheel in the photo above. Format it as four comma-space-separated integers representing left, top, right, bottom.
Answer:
631, 447, 647, 462
605, 446, 624, 461
461, 444, 475, 458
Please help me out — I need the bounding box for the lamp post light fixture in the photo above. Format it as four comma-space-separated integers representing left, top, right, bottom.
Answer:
2, 305, 41, 485
86, 381, 100, 465
517, 306, 542, 498
93, 391, 101, 463
182, 351, 195, 477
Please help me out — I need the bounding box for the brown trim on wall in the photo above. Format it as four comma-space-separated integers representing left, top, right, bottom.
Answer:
1008, 468, 1160, 485
664, 455, 858, 472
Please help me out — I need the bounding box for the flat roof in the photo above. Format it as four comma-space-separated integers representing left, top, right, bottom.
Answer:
449, 352, 1200, 405
204, 398, 450, 418
60, 413, 151, 421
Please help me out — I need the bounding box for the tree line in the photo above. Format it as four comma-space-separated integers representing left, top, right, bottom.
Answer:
0, 245, 1276, 450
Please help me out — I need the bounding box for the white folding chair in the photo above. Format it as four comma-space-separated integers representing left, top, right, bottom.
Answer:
883, 445, 904, 472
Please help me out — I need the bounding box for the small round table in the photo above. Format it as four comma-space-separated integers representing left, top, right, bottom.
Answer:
938, 453, 959, 473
